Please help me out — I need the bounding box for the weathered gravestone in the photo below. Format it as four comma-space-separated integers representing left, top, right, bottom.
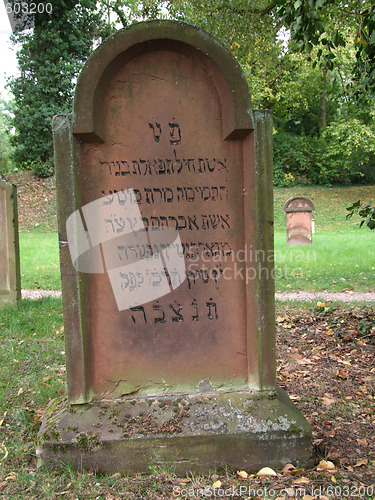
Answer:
0, 175, 21, 305
38, 20, 312, 474
283, 197, 315, 245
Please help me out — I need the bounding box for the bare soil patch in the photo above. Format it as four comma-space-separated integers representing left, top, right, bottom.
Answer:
6, 172, 57, 232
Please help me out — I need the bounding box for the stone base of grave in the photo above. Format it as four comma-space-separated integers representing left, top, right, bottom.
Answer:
37, 388, 312, 474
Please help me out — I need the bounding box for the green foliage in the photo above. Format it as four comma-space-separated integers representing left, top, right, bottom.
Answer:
273, 117, 375, 187
273, 132, 308, 186
8, 1, 108, 177
320, 118, 375, 184
276, 0, 375, 97
346, 200, 375, 230
0, 96, 14, 174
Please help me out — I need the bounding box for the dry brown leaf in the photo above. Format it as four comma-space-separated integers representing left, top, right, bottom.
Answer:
321, 394, 336, 406
290, 395, 301, 401
0, 444, 8, 461
325, 430, 336, 437
0, 412, 7, 427
293, 476, 310, 484
17, 388, 24, 396
317, 460, 336, 472
257, 467, 277, 477
302, 495, 315, 500
236, 470, 248, 479
336, 369, 349, 379
282, 463, 297, 475
357, 438, 368, 446
276, 316, 286, 323
354, 458, 368, 467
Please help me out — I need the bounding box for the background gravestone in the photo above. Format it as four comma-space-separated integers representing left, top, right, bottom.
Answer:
283, 196, 315, 245
0, 175, 21, 305
38, 20, 312, 474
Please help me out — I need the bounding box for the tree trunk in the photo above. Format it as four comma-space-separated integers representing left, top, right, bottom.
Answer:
319, 67, 327, 132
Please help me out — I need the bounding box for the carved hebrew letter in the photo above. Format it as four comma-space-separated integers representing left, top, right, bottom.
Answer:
130, 306, 147, 324
206, 299, 218, 320
153, 302, 166, 323
149, 122, 162, 142
169, 120, 181, 145
170, 301, 183, 322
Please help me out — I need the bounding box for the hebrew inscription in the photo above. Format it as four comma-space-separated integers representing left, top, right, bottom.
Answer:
67, 119, 234, 322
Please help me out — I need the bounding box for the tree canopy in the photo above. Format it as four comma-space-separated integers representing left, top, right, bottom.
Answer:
3, 0, 375, 182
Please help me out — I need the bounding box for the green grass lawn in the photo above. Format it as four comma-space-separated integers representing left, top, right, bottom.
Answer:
275, 230, 375, 292
18, 185, 375, 292
19, 233, 60, 290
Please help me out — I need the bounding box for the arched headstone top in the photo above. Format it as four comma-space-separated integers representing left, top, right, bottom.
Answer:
73, 20, 254, 143
283, 196, 315, 213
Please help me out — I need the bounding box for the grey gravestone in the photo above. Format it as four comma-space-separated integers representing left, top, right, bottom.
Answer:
0, 175, 21, 305
38, 20, 312, 474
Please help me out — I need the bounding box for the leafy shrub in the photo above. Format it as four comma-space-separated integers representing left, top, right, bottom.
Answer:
320, 118, 375, 184
30, 159, 54, 178
273, 119, 375, 186
273, 131, 316, 186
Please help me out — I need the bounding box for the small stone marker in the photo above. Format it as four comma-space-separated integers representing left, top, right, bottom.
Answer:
38, 20, 312, 474
283, 196, 315, 245
0, 175, 21, 305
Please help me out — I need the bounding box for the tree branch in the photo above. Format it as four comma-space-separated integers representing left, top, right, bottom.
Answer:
218, 1, 277, 16
111, 5, 127, 28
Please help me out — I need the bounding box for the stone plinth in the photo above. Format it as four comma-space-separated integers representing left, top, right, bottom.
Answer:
38, 388, 311, 474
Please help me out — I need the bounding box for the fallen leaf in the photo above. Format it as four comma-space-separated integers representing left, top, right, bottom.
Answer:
212, 480, 222, 489
357, 438, 368, 446
0, 411, 7, 427
0, 444, 8, 461
282, 463, 297, 475
257, 467, 277, 477
321, 394, 336, 406
276, 316, 286, 323
290, 395, 301, 401
354, 459, 368, 467
302, 495, 315, 500
317, 460, 336, 471
331, 475, 337, 483
293, 476, 310, 484
336, 369, 349, 379
236, 470, 248, 479
17, 388, 24, 396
